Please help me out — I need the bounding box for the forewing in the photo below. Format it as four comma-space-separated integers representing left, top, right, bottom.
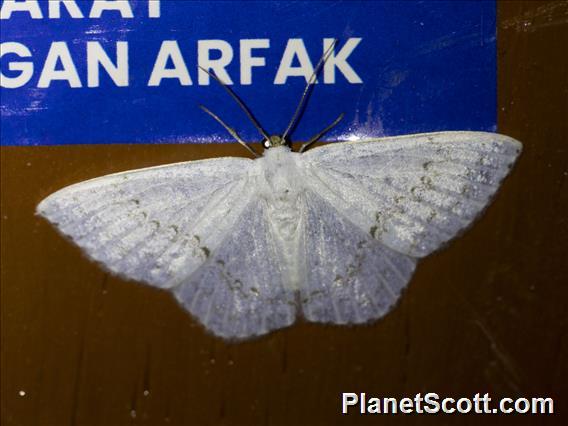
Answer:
300, 191, 416, 324
302, 132, 522, 257
37, 157, 254, 288
173, 199, 297, 339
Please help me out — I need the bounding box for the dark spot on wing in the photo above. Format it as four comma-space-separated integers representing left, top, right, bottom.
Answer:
370, 225, 378, 238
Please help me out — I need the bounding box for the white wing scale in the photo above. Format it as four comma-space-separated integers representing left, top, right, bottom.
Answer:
37, 158, 254, 288
302, 132, 522, 257
38, 157, 298, 340
173, 199, 296, 339
299, 191, 416, 324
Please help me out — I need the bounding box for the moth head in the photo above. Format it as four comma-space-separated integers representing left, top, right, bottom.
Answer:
263, 135, 287, 149
199, 40, 341, 156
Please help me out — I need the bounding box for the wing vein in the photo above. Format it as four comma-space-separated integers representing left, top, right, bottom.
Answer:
313, 167, 456, 240
166, 180, 252, 289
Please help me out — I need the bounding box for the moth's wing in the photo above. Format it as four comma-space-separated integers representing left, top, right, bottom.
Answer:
173, 198, 297, 340
37, 157, 255, 289
299, 190, 416, 324
38, 158, 297, 339
302, 131, 522, 258
296, 132, 520, 324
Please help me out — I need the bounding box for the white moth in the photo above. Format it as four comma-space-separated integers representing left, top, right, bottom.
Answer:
36, 46, 522, 341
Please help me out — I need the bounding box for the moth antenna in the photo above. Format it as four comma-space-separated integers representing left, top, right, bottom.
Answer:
198, 66, 271, 142
281, 39, 338, 142
299, 113, 345, 153
199, 104, 260, 158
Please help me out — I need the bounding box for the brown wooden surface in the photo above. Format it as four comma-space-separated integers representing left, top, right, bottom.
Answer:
2, 2, 567, 425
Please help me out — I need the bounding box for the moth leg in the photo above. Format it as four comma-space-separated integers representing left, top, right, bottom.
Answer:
299, 113, 345, 153
199, 105, 260, 158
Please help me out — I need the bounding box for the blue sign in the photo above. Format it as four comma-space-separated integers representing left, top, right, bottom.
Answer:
0, 0, 496, 146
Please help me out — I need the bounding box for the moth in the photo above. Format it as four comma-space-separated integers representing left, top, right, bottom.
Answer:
37, 45, 522, 340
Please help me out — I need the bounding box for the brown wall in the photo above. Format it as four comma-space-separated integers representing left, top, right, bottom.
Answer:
2, 1, 567, 425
